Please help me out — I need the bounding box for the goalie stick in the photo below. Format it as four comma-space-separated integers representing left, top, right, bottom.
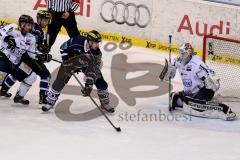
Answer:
168, 35, 173, 111
159, 35, 173, 111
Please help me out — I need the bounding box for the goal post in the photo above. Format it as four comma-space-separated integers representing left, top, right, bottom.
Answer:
203, 35, 240, 101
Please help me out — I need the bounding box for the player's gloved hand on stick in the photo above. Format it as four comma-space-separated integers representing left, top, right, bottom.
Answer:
4, 35, 16, 50
94, 58, 102, 68
74, 68, 83, 74
37, 53, 52, 62
37, 43, 50, 54
81, 84, 93, 97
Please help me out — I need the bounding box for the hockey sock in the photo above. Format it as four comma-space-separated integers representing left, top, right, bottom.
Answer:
1, 74, 16, 91
97, 89, 109, 105
18, 72, 37, 97
40, 78, 50, 97
46, 88, 61, 106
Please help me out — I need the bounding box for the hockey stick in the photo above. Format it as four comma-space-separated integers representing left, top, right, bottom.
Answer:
52, 59, 121, 132
52, 58, 62, 63
159, 58, 169, 81
168, 35, 172, 112
71, 73, 121, 132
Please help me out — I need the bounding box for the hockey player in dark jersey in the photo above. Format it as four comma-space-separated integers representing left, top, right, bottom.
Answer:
0, 10, 52, 104
29, 10, 52, 104
42, 30, 115, 113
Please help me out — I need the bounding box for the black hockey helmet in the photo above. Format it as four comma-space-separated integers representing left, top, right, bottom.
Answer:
37, 10, 51, 20
19, 15, 34, 25
87, 30, 102, 43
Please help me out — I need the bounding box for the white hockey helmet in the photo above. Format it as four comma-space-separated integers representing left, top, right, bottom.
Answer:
179, 43, 194, 55
178, 42, 194, 65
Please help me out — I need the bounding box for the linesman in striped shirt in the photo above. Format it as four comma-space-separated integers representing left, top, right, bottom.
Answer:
47, 0, 80, 49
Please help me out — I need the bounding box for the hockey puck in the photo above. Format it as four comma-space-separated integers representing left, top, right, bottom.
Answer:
116, 127, 121, 132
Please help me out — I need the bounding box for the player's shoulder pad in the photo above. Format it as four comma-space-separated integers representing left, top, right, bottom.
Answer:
189, 55, 203, 66
3, 24, 18, 33
26, 32, 36, 38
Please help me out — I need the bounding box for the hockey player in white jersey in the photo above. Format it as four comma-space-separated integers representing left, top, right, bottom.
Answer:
1, 11, 52, 104
160, 43, 236, 121
0, 15, 37, 104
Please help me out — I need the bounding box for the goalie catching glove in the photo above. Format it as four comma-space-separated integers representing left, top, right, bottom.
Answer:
36, 53, 52, 62
204, 75, 220, 92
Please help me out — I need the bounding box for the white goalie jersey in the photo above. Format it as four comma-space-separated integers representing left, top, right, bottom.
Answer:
0, 24, 37, 64
171, 55, 218, 96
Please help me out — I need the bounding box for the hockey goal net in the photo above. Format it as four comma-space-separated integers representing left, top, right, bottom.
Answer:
203, 35, 240, 101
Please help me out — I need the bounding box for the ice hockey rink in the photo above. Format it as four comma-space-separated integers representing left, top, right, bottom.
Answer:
0, 35, 240, 160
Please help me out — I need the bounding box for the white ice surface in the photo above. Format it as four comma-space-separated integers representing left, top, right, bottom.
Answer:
0, 35, 240, 160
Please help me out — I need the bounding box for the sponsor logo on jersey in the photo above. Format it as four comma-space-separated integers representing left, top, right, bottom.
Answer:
186, 65, 192, 71
20, 40, 25, 46
181, 72, 187, 76
183, 79, 192, 87
25, 39, 31, 45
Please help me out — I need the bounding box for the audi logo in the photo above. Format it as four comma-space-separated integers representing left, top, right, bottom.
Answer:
100, 0, 151, 28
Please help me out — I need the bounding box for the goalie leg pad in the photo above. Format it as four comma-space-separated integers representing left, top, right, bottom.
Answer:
183, 96, 236, 121
170, 92, 184, 110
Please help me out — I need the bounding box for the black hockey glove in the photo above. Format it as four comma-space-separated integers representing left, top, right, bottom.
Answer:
81, 84, 93, 97
37, 43, 50, 54
37, 53, 52, 63
74, 68, 83, 74
94, 58, 102, 68
4, 35, 16, 50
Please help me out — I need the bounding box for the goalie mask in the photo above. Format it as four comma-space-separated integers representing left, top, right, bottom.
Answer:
178, 43, 194, 65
